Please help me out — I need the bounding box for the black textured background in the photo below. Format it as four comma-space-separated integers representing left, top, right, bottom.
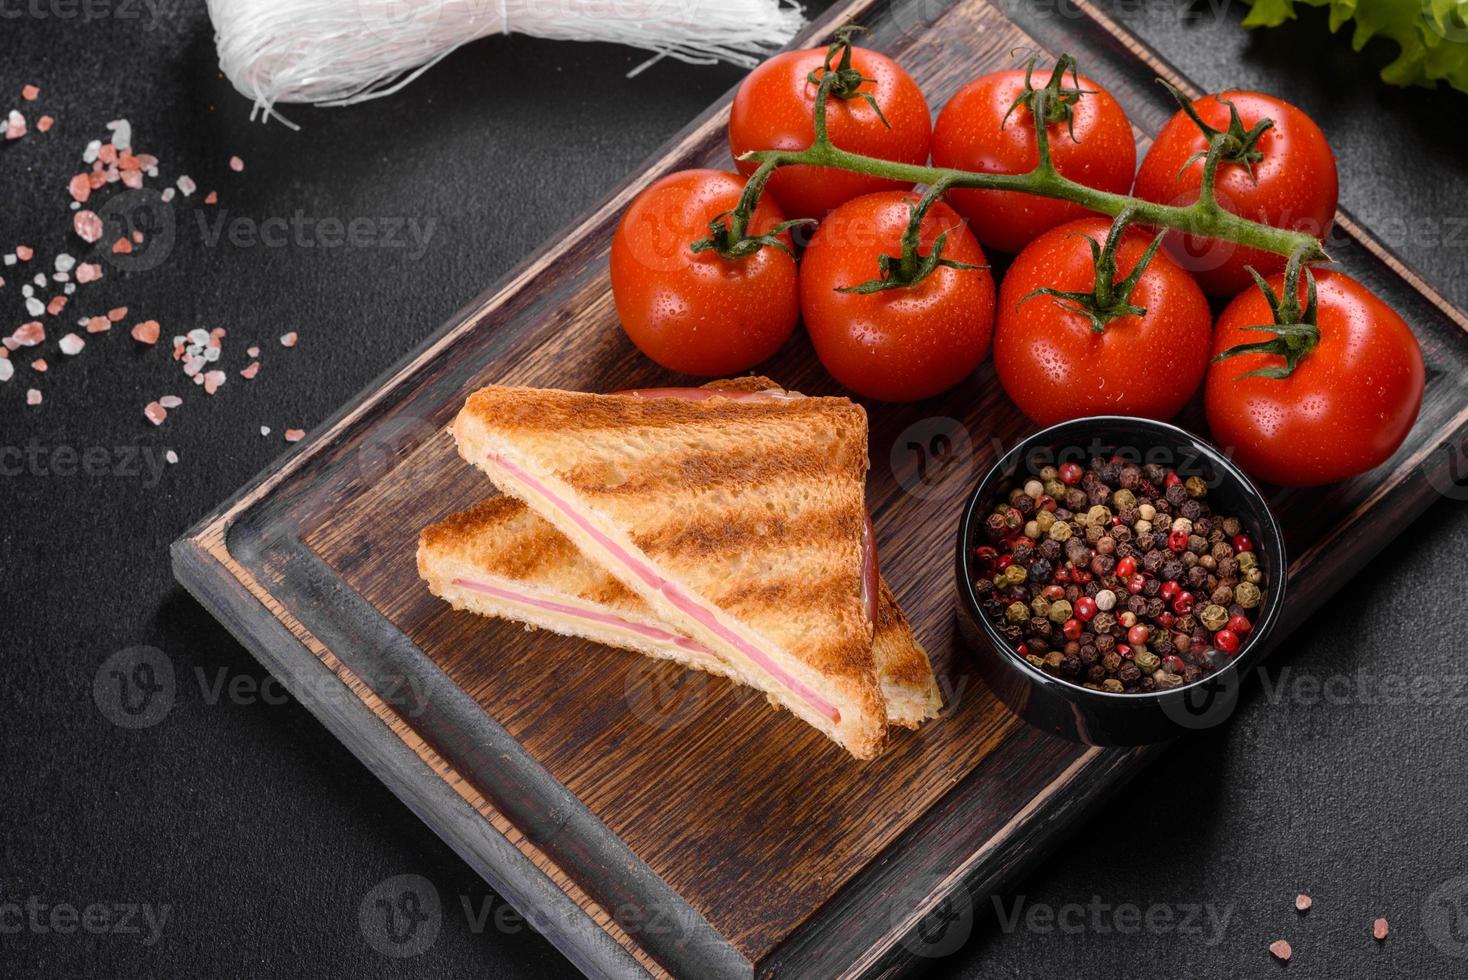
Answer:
3, 1, 1467, 977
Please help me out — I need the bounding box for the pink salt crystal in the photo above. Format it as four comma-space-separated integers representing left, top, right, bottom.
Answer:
284, 429, 305, 443
279, 331, 297, 347
130, 320, 160, 345
58, 333, 84, 356
36, 116, 52, 133
27, 388, 41, 405
5, 110, 25, 140
1295, 894, 1311, 912
1374, 918, 1389, 941
204, 191, 218, 205
73, 210, 103, 244
13, 321, 44, 346
240, 361, 260, 380
75, 263, 102, 283
1268, 939, 1291, 962
121, 169, 143, 190
15, 245, 32, 261
21, 84, 39, 101
46, 295, 66, 316
203, 370, 226, 395
85, 316, 110, 333
107, 306, 128, 321
229, 155, 244, 172
246, 345, 260, 358
144, 401, 167, 426
31, 358, 48, 372
159, 395, 182, 409
68, 173, 92, 203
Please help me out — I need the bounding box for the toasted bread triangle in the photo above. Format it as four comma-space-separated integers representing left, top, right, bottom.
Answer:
417, 496, 942, 727
452, 381, 888, 758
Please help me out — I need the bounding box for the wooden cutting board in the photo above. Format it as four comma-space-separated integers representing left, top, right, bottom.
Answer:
172, 0, 1468, 976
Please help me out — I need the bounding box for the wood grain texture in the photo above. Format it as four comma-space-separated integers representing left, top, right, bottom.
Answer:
173, 0, 1468, 976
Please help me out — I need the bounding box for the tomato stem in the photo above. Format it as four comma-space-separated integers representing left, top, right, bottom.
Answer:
1214, 250, 1322, 379
1018, 207, 1165, 332
836, 177, 988, 294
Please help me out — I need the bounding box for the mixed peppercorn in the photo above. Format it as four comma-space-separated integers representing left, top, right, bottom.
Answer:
970, 457, 1266, 693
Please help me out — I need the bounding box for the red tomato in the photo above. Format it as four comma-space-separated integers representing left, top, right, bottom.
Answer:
729, 43, 931, 220
1204, 269, 1423, 486
610, 169, 798, 376
993, 217, 1212, 424
1133, 91, 1337, 297
931, 68, 1136, 254
799, 191, 995, 402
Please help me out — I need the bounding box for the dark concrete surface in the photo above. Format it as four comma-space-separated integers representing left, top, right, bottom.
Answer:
2, 1, 1465, 977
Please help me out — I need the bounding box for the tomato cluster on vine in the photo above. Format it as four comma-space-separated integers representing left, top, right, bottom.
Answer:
608, 30, 1424, 488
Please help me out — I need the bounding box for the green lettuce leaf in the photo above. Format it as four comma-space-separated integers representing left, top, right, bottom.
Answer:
1241, 0, 1468, 93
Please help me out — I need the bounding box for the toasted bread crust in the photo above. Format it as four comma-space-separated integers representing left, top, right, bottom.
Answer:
419, 495, 939, 728
452, 383, 887, 758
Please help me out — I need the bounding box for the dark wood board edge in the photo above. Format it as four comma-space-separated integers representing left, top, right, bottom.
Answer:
168, 537, 652, 980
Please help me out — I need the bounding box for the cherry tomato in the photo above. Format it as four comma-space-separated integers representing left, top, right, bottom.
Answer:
931, 68, 1136, 254
610, 169, 799, 376
729, 43, 931, 220
993, 218, 1212, 425
799, 191, 995, 402
1204, 269, 1423, 486
1133, 91, 1337, 297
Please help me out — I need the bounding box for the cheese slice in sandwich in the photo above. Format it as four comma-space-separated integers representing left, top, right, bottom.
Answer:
451, 379, 889, 758
417, 496, 942, 728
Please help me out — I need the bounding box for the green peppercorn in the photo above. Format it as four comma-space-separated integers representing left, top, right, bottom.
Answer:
1048, 521, 1073, 542
1184, 475, 1208, 498
1047, 599, 1073, 624
1152, 671, 1183, 690
1043, 651, 1064, 672
1044, 478, 1066, 499
1003, 564, 1028, 586
1039, 465, 1058, 481
1235, 581, 1262, 609
1030, 596, 1051, 619
1112, 488, 1136, 511
1025, 654, 1046, 669
1199, 604, 1229, 631
1035, 510, 1056, 533
1134, 650, 1160, 674
1244, 567, 1263, 585
1086, 504, 1111, 527
1238, 550, 1260, 572
1006, 602, 1029, 624
1101, 679, 1125, 694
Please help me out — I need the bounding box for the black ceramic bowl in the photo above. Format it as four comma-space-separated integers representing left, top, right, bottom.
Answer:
954, 416, 1286, 745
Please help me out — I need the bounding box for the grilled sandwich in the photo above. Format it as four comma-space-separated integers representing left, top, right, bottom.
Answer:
449, 379, 893, 758
418, 495, 943, 727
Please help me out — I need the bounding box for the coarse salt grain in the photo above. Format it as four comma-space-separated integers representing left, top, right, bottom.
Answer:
131, 320, 160, 345
0, 359, 12, 382
160, 187, 175, 203
240, 361, 260, 379
25, 297, 43, 317
5, 110, 25, 140
279, 331, 297, 347
144, 401, 167, 425
1268, 939, 1291, 962
246, 345, 259, 358
47, 296, 66, 316
27, 387, 41, 405
203, 370, 226, 395
1295, 894, 1311, 912
229, 155, 244, 172
73, 210, 103, 243
285, 429, 305, 442
58, 333, 84, 355
204, 191, 218, 205
54, 253, 75, 273
13, 321, 44, 346
260, 425, 271, 436
15, 246, 32, 261
85, 316, 110, 333
22, 84, 39, 101
31, 358, 47, 372
165, 450, 178, 465
1373, 918, 1389, 941
176, 175, 196, 196
36, 116, 52, 133
75, 263, 102, 283
159, 395, 182, 408
107, 306, 127, 321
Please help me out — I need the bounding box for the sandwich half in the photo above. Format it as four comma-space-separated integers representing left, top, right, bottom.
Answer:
418, 495, 943, 727
451, 380, 889, 758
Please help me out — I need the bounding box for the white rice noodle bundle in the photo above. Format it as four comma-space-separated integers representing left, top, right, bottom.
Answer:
208, 0, 806, 128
